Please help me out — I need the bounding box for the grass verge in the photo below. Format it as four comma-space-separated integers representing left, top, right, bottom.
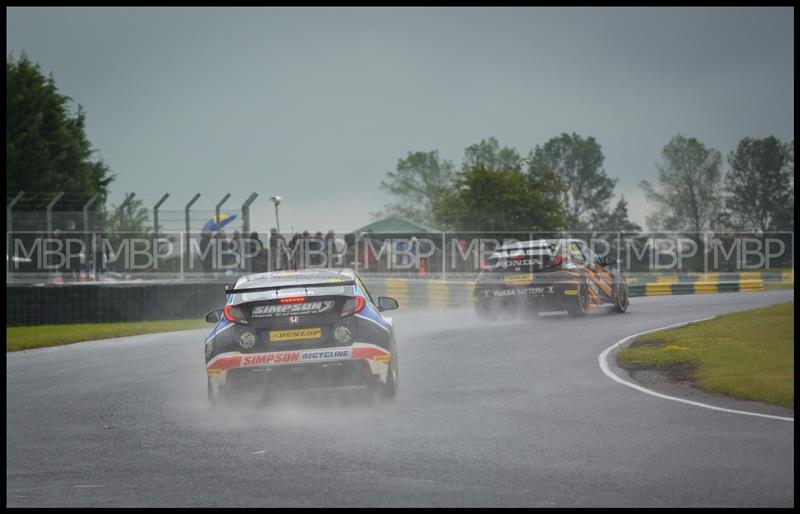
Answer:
617, 302, 794, 409
7, 319, 208, 352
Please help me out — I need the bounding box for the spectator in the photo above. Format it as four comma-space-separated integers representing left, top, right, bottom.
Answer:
300, 231, 311, 268
33, 231, 45, 275
325, 230, 336, 267
50, 229, 64, 280
245, 231, 262, 272
356, 231, 377, 272
288, 232, 303, 268
429, 239, 442, 274
232, 230, 242, 271
410, 236, 419, 271
90, 225, 108, 278
311, 231, 324, 266
353, 233, 365, 269
458, 239, 470, 272
216, 230, 231, 272
268, 228, 286, 270
64, 220, 80, 282
393, 237, 414, 271
302, 230, 311, 268
199, 231, 213, 274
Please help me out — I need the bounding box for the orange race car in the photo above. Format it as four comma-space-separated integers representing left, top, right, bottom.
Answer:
473, 238, 629, 318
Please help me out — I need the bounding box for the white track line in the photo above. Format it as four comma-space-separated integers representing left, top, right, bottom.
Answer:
598, 318, 794, 422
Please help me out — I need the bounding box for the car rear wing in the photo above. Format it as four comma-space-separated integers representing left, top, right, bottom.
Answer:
225, 280, 356, 295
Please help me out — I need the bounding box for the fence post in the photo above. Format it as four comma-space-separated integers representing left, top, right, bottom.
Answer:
215, 193, 231, 233
153, 193, 170, 272
153, 193, 170, 236
213, 193, 231, 278
45, 192, 65, 237
81, 193, 99, 279
241, 193, 258, 237
7, 191, 24, 277
441, 231, 446, 281
44, 192, 65, 282
241, 193, 258, 273
184, 193, 201, 276
354, 231, 360, 274
82, 194, 99, 242
115, 193, 136, 233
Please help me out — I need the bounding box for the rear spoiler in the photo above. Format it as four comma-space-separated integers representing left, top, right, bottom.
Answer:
225, 280, 356, 295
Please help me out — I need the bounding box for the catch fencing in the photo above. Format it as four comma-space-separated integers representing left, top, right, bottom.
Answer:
6, 229, 794, 283
5, 206, 794, 327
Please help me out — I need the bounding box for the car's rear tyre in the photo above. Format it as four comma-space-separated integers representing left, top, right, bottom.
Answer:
207, 378, 218, 408
613, 281, 629, 313
475, 301, 495, 320
369, 364, 396, 401
567, 282, 589, 317
381, 364, 397, 399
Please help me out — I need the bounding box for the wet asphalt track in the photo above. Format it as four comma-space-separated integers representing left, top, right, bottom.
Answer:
6, 290, 794, 507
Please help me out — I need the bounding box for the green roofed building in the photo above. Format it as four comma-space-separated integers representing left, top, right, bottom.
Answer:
353, 216, 439, 234
349, 216, 442, 274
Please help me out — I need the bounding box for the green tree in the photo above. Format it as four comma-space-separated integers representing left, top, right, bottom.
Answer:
6, 53, 113, 211
725, 136, 794, 232
462, 137, 522, 171
529, 133, 617, 228
106, 195, 150, 235
433, 162, 566, 231
590, 196, 642, 232
640, 134, 724, 232
376, 150, 454, 227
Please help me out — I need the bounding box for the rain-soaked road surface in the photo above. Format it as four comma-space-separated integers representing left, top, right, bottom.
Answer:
6, 291, 794, 507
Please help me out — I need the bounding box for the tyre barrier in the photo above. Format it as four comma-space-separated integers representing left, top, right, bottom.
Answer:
630, 280, 764, 297
364, 278, 767, 308
364, 279, 475, 309
626, 270, 792, 285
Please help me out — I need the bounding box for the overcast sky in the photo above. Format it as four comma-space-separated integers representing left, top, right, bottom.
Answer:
6, 7, 794, 233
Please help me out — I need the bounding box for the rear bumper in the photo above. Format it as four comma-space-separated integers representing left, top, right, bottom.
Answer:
206, 342, 391, 392
475, 282, 579, 302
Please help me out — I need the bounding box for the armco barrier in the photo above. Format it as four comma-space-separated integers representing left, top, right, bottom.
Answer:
4, 277, 770, 327
6, 283, 226, 327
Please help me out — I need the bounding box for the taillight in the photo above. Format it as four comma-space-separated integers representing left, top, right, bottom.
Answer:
223, 304, 248, 324
553, 255, 563, 266
340, 295, 366, 317
279, 297, 305, 304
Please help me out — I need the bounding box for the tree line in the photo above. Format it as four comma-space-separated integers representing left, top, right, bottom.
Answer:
377, 135, 637, 233
377, 133, 794, 234
641, 134, 793, 233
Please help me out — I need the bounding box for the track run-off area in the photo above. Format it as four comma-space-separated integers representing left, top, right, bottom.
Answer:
6, 290, 794, 507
